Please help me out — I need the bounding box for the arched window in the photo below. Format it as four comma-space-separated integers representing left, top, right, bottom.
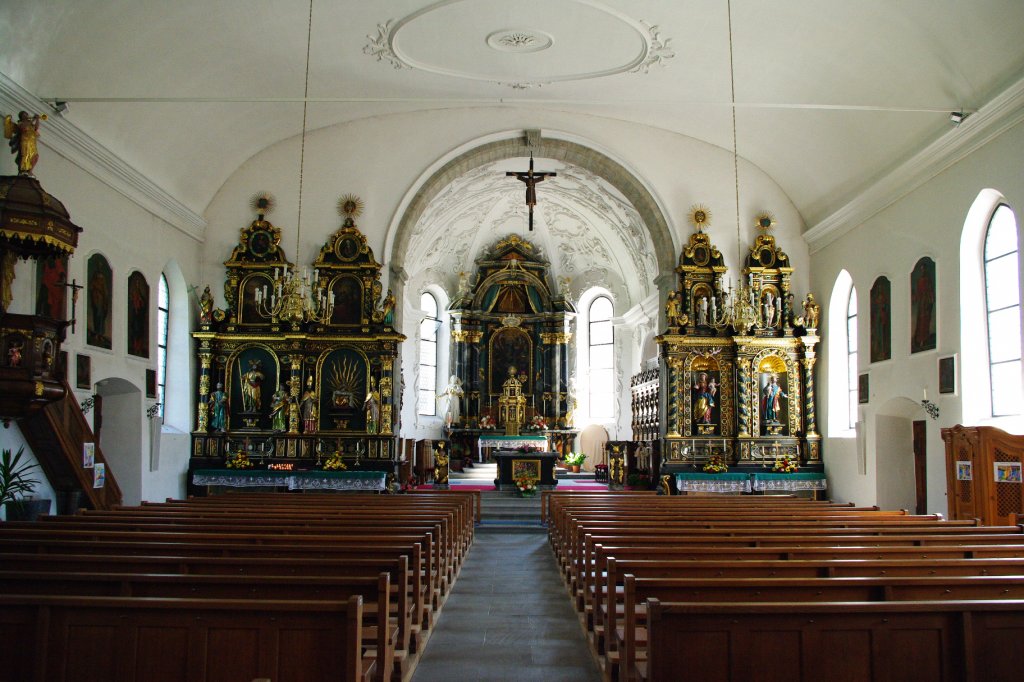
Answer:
589, 296, 614, 419
828, 270, 857, 436
846, 287, 859, 430
983, 204, 1022, 417
418, 292, 439, 415
156, 274, 169, 420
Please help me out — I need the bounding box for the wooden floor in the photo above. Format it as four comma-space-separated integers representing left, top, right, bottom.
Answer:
411, 529, 601, 682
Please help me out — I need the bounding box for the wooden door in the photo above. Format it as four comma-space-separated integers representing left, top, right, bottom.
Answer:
912, 420, 927, 515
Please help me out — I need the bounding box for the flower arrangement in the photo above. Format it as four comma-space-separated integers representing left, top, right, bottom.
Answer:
564, 452, 587, 467
593, 463, 609, 482
322, 451, 348, 471
529, 414, 548, 431
515, 475, 538, 496
478, 415, 496, 430
702, 454, 729, 473
772, 454, 799, 473
225, 451, 254, 469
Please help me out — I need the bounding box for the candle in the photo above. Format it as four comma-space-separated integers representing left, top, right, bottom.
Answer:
922, 388, 927, 401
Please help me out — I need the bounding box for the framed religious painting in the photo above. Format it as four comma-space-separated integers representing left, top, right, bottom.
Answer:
938, 354, 957, 395
910, 257, 936, 353
146, 368, 157, 398
87, 253, 113, 349
76, 354, 91, 390
127, 271, 150, 358
869, 276, 891, 362
858, 373, 869, 404
35, 255, 68, 320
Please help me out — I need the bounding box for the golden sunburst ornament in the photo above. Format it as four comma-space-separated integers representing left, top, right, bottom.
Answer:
249, 192, 275, 216
755, 211, 776, 232
337, 194, 365, 220
688, 205, 712, 232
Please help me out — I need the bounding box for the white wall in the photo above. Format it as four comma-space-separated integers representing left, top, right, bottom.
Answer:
1, 134, 203, 503
812, 118, 1024, 513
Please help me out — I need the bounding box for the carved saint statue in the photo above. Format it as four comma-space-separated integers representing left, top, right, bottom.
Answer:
3, 110, 44, 174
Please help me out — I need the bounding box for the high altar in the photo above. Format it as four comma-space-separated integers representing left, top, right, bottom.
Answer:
188, 197, 404, 490
445, 235, 577, 459
653, 215, 823, 487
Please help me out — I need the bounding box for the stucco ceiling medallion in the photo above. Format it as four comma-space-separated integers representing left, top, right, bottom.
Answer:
363, 0, 675, 89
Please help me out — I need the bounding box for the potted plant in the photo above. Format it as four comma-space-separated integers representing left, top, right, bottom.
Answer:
1, 447, 50, 521
625, 471, 651, 490
564, 451, 587, 473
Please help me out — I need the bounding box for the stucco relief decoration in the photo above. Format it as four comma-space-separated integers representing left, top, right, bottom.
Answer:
363, 20, 408, 70
364, 1, 674, 89
629, 22, 675, 74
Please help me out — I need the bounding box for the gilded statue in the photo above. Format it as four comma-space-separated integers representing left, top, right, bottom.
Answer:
803, 293, 820, 329
3, 111, 45, 175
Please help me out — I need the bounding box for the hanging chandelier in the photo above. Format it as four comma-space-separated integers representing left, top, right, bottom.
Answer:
708, 0, 759, 335
252, 0, 332, 328
254, 263, 333, 326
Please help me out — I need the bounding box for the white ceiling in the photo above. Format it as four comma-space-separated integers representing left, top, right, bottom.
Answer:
2, 0, 1024, 229
406, 158, 658, 308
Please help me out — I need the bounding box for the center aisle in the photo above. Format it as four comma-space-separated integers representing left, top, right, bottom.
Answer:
411, 531, 602, 682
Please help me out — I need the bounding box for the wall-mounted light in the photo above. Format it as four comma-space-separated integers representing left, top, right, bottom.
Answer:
949, 111, 968, 126
51, 100, 69, 116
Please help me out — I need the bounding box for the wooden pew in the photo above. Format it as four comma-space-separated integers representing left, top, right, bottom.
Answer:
645, 598, 1024, 682
0, 570, 395, 682
0, 594, 366, 682
621, 574, 1024, 682
0, 540, 421, 663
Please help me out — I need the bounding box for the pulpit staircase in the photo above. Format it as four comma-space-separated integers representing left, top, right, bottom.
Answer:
19, 377, 122, 512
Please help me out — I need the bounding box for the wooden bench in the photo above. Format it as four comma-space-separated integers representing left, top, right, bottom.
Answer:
645, 598, 1024, 682
0, 594, 366, 682
620, 574, 1024, 682
0, 570, 396, 682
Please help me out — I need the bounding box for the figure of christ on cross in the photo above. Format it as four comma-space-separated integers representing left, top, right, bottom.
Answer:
506, 154, 556, 231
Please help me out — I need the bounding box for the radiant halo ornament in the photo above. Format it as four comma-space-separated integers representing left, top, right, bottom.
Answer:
338, 194, 365, 222
754, 211, 777, 233
249, 192, 275, 217
688, 205, 712, 232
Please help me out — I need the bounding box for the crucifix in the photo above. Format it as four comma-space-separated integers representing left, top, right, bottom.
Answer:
63, 277, 83, 333
506, 154, 556, 231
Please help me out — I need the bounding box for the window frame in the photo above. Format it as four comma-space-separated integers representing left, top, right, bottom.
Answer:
588, 295, 615, 420
417, 292, 440, 416
156, 273, 169, 420
983, 203, 1022, 418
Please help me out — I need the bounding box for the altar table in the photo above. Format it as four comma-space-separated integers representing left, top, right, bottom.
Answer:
192, 469, 387, 492
477, 434, 548, 462
493, 451, 560, 491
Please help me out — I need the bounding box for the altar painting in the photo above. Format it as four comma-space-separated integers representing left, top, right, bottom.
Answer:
319, 348, 368, 431
488, 326, 532, 395
35, 256, 67, 320
329, 275, 363, 325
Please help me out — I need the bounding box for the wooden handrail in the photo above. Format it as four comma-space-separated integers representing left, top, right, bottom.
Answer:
20, 377, 122, 510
